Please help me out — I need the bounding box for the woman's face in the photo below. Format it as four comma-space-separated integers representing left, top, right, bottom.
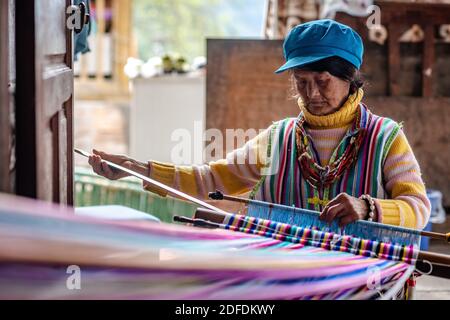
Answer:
293, 69, 351, 116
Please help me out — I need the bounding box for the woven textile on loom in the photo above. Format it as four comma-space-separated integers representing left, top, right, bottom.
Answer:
0, 194, 417, 300
243, 199, 421, 263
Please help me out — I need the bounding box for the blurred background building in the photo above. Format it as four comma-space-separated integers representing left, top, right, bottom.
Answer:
74, 0, 266, 164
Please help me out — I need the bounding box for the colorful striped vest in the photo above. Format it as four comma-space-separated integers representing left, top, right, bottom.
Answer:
251, 104, 401, 212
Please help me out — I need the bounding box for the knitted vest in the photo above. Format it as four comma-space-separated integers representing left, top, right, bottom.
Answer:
251, 104, 401, 212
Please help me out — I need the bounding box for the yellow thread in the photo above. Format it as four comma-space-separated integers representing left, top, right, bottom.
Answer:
307, 196, 330, 207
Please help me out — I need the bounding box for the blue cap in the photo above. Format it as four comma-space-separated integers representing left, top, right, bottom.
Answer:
275, 19, 364, 73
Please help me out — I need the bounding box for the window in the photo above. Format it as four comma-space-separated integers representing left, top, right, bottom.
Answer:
133, 0, 266, 60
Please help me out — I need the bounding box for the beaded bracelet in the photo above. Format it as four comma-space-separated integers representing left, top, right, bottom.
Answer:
360, 194, 376, 222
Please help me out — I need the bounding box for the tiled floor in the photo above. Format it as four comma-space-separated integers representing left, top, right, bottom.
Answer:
74, 99, 450, 300
416, 275, 450, 300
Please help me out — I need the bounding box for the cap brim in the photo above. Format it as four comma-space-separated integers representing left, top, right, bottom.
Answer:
275, 53, 336, 74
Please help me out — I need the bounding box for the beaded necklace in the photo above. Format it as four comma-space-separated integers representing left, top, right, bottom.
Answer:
295, 105, 367, 192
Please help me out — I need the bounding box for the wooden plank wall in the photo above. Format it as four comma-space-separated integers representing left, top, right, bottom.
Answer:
336, 2, 450, 97
206, 39, 294, 139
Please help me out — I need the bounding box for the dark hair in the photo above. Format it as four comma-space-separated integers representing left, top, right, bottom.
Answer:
290, 56, 365, 95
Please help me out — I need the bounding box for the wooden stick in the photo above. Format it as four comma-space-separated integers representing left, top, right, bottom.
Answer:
173, 215, 221, 229
209, 190, 252, 204
209, 191, 450, 243
74, 148, 229, 215
421, 230, 450, 243
194, 208, 233, 224
418, 251, 450, 267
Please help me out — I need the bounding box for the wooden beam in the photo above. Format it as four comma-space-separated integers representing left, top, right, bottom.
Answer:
376, 1, 450, 25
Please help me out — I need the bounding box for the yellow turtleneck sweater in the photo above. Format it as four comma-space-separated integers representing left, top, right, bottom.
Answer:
144, 90, 430, 229
299, 89, 361, 129
298, 89, 362, 166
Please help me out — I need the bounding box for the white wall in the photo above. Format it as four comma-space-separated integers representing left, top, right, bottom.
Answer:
130, 74, 206, 165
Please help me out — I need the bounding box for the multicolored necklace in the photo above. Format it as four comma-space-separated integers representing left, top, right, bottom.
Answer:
295, 105, 367, 190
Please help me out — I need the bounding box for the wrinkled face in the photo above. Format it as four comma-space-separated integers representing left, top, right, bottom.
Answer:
293, 69, 351, 116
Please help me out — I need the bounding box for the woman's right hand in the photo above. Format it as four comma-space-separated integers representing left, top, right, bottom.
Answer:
88, 149, 147, 181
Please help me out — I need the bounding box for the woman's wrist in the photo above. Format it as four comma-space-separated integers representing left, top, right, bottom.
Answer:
359, 194, 377, 222
373, 199, 382, 223
131, 159, 149, 177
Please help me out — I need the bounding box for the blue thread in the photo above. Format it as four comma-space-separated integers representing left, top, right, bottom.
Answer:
247, 201, 421, 247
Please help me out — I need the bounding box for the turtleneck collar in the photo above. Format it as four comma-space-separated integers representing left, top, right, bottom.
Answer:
298, 89, 364, 129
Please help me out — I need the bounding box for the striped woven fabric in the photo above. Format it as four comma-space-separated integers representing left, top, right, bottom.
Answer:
252, 104, 401, 212
224, 214, 418, 265
0, 194, 415, 300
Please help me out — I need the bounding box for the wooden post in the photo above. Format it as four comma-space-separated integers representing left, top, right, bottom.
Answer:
422, 24, 435, 97
79, 49, 89, 81
388, 23, 401, 96
15, 0, 74, 204
66, 0, 74, 206
273, 0, 279, 39
113, 0, 120, 85
0, 0, 11, 193
113, 0, 132, 93
262, 0, 270, 38
96, 0, 106, 83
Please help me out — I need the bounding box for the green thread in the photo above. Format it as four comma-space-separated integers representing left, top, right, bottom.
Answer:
382, 122, 401, 163
249, 121, 279, 200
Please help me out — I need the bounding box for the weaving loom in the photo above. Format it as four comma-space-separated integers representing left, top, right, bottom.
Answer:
0, 149, 447, 300
0, 193, 424, 300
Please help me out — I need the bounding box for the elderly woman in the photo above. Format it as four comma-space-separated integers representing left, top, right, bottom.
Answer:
89, 19, 430, 229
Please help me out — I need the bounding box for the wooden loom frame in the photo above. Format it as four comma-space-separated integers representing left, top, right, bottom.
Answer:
76, 149, 450, 281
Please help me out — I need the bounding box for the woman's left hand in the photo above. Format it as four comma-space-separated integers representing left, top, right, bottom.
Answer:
320, 193, 369, 228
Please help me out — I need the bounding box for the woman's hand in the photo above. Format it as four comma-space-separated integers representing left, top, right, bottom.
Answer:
88, 149, 148, 181
319, 193, 371, 228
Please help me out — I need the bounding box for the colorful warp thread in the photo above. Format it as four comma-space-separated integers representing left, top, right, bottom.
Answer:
224, 214, 418, 265
0, 194, 414, 300
245, 199, 422, 248
295, 106, 366, 188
